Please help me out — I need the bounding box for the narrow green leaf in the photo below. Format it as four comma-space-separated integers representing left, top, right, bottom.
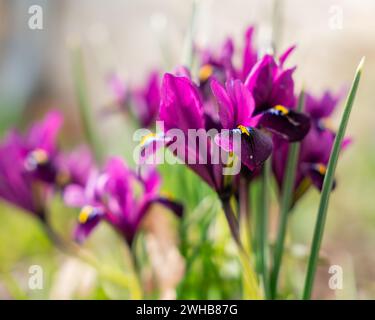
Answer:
270, 90, 305, 299
302, 57, 365, 300
258, 159, 271, 298
71, 47, 104, 163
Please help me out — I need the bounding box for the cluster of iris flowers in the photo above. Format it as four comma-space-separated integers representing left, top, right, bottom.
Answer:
0, 25, 363, 300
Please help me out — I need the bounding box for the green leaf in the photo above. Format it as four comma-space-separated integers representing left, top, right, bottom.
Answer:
71, 47, 104, 163
302, 57, 365, 300
270, 90, 305, 299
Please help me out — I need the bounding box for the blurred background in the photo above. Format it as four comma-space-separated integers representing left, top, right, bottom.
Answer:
0, 0, 374, 299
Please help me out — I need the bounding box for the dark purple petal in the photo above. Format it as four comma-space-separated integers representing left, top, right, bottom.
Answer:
153, 197, 184, 218
245, 55, 277, 113
258, 106, 311, 142
270, 67, 296, 109
304, 163, 336, 191
74, 206, 104, 243
305, 90, 343, 120
215, 127, 272, 170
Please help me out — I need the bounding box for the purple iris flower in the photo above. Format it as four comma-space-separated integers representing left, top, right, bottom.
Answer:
132, 70, 161, 128
210, 78, 273, 171
197, 26, 257, 88
0, 132, 50, 216
64, 157, 183, 245
0, 111, 63, 217
108, 73, 129, 110
244, 50, 310, 142
108, 71, 161, 128
158, 73, 226, 194
272, 89, 351, 201
140, 73, 272, 200
197, 26, 309, 143
55, 146, 95, 188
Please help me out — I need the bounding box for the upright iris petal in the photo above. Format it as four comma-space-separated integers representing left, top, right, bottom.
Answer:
210, 78, 273, 170
158, 73, 224, 192
245, 52, 310, 142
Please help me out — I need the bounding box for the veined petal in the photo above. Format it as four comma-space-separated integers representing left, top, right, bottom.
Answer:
241, 26, 257, 80
160, 73, 205, 134
245, 55, 277, 113
214, 126, 272, 170
258, 105, 310, 141
210, 78, 234, 129
270, 67, 296, 108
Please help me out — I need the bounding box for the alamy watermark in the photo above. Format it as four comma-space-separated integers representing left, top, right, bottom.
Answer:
328, 265, 343, 290
133, 121, 243, 176
28, 265, 43, 290
28, 5, 43, 30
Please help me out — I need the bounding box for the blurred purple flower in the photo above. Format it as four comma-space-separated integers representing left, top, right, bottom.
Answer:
0, 132, 50, 216
108, 71, 161, 128
64, 157, 183, 245
197, 26, 257, 90
55, 146, 95, 188
0, 111, 63, 217
131, 70, 161, 128
272, 89, 351, 201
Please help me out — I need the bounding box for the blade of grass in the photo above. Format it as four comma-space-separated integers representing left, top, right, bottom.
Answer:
302, 57, 365, 300
258, 159, 271, 298
71, 46, 104, 163
270, 90, 305, 299
182, 0, 198, 69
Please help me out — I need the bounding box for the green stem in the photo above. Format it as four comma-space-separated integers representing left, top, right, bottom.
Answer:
182, 0, 198, 69
221, 196, 261, 299
302, 57, 364, 300
71, 47, 104, 163
259, 159, 271, 298
39, 215, 143, 299
270, 90, 305, 299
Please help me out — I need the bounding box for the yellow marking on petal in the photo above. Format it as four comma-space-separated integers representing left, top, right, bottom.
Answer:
199, 64, 214, 82
30, 149, 49, 165
237, 125, 250, 136
78, 206, 94, 224
140, 133, 156, 146
274, 105, 289, 115
315, 163, 327, 175
224, 151, 235, 168
321, 119, 335, 131
161, 191, 174, 200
